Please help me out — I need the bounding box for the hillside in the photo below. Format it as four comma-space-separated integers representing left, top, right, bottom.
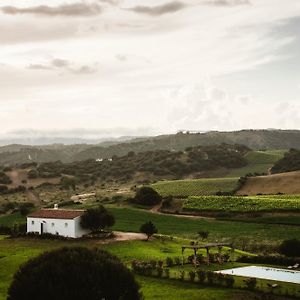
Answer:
271, 148, 300, 174
0, 129, 299, 165
74, 129, 300, 161
236, 171, 300, 195
225, 150, 285, 177
29, 144, 249, 183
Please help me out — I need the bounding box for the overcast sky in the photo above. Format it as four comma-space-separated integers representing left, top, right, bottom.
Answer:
1, 0, 300, 139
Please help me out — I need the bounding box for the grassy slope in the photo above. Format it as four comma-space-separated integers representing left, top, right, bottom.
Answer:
225, 150, 285, 178
152, 178, 239, 197
110, 207, 300, 242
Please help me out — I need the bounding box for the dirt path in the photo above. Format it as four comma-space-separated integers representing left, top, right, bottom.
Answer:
96, 231, 146, 244
7, 170, 23, 187
148, 203, 214, 220
7, 169, 42, 206
26, 190, 42, 206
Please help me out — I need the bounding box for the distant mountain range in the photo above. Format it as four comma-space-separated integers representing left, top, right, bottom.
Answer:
0, 129, 299, 165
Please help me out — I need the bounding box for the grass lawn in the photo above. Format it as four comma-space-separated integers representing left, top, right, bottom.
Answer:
0, 236, 246, 299
109, 207, 300, 243
1, 206, 299, 243
0, 236, 295, 300
0, 212, 25, 227
137, 276, 264, 300
219, 215, 300, 226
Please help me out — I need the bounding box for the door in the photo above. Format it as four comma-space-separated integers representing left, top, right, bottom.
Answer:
40, 222, 43, 235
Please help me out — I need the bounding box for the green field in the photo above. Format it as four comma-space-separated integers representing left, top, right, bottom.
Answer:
137, 276, 264, 300
183, 195, 300, 213
219, 215, 300, 226
152, 178, 239, 197
1, 206, 300, 243
0, 236, 298, 300
225, 150, 285, 178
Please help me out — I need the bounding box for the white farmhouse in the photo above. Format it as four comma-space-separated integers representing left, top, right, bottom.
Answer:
27, 206, 91, 238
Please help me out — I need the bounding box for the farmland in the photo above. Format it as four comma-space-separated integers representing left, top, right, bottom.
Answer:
152, 178, 239, 197
183, 195, 300, 213
236, 171, 300, 195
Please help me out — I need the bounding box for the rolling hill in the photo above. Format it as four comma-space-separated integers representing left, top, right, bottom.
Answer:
0, 129, 299, 165
236, 171, 300, 195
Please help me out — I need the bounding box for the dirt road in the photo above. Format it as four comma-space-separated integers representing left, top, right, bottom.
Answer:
97, 231, 146, 244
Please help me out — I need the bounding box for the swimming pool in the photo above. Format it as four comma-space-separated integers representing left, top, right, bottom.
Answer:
215, 266, 300, 284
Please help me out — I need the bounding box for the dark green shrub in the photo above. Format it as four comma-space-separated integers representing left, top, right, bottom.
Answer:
80, 205, 115, 232
8, 247, 141, 300
196, 270, 206, 283
278, 239, 300, 257
188, 271, 196, 282
164, 268, 170, 278
166, 257, 173, 267
133, 187, 162, 206
224, 275, 234, 288
179, 270, 185, 281
244, 278, 257, 290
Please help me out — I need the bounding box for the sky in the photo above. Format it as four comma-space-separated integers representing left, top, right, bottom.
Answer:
0, 0, 300, 139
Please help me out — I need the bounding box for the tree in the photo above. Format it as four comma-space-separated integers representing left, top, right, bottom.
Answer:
60, 176, 76, 191
278, 239, 300, 257
80, 205, 115, 232
19, 205, 29, 216
140, 221, 158, 241
134, 187, 162, 206
8, 247, 141, 300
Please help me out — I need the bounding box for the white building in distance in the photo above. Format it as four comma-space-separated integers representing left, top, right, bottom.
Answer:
27, 206, 90, 238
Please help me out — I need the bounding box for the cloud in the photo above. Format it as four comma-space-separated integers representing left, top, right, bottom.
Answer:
28, 64, 53, 70
72, 65, 98, 75
127, 1, 185, 16
203, 0, 250, 6
99, 0, 120, 5
26, 58, 97, 75
115, 54, 127, 62
1, 3, 103, 17
51, 58, 70, 68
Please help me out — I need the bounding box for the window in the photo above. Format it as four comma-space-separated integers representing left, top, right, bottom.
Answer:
51, 223, 55, 227
65, 223, 68, 228
31, 221, 34, 225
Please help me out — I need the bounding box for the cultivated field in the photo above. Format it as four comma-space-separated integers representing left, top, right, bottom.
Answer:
152, 178, 239, 197
236, 171, 300, 195
183, 195, 300, 213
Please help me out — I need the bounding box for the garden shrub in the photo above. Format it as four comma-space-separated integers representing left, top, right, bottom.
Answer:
165, 257, 173, 267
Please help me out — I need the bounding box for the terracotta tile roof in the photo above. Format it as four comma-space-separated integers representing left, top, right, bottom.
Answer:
27, 209, 85, 219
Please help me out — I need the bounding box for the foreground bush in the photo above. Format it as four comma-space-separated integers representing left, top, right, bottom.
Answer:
8, 247, 141, 300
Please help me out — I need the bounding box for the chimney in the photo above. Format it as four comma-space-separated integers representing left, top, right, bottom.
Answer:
54, 204, 58, 210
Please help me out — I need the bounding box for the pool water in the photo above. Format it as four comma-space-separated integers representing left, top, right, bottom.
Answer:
215, 266, 300, 284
